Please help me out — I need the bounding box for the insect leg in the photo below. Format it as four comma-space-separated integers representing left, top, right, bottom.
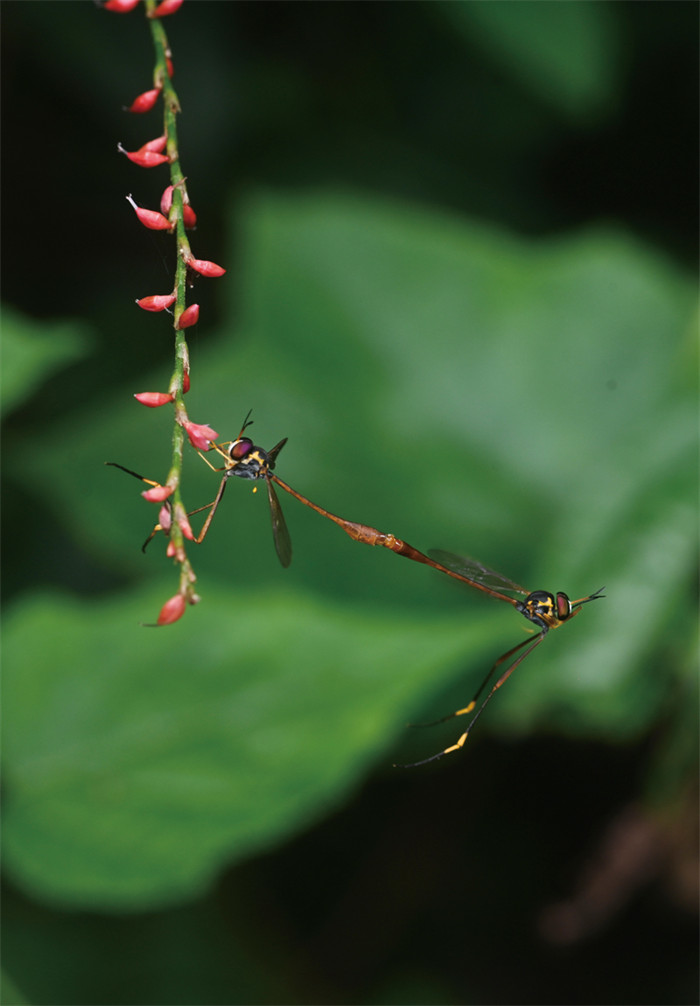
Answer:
191, 475, 229, 544
105, 461, 161, 488
396, 632, 547, 768
196, 447, 230, 472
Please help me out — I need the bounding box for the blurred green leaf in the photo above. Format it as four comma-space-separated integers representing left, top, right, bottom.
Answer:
3, 585, 493, 908
440, 0, 620, 119
1, 306, 90, 417
0, 969, 30, 1006
4, 192, 696, 909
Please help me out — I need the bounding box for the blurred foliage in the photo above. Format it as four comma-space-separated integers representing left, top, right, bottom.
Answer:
2, 2, 697, 1005
1, 308, 90, 419
442, 0, 621, 118
4, 583, 496, 907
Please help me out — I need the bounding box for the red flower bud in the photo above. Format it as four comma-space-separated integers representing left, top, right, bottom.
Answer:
182, 420, 219, 451
127, 88, 161, 114
176, 304, 199, 329
160, 187, 197, 228
187, 257, 226, 278
136, 293, 176, 312
142, 484, 174, 502
150, 0, 184, 16
166, 56, 175, 78
134, 391, 174, 407
126, 194, 172, 231
161, 185, 197, 228
157, 592, 186, 626
117, 141, 169, 168
182, 371, 191, 393
104, 0, 141, 11
142, 135, 167, 153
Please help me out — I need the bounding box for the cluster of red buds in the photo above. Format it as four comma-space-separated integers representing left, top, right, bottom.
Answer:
129, 417, 218, 627
106, 0, 229, 624
104, 0, 183, 17
122, 181, 225, 332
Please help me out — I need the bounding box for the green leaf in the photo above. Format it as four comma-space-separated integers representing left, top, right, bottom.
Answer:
4, 192, 696, 909
0, 306, 90, 417
2, 586, 494, 908
441, 0, 620, 120
0, 969, 31, 1006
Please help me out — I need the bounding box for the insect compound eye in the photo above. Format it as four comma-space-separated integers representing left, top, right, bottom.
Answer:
555, 592, 572, 620
230, 438, 253, 461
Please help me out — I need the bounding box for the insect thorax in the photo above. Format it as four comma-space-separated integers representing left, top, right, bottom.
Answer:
227, 443, 270, 480
517, 590, 571, 630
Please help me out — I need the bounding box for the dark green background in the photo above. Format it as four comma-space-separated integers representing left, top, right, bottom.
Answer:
2, 2, 697, 1004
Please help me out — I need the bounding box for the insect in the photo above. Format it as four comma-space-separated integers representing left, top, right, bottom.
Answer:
166, 433, 605, 768
107, 412, 292, 566
194, 413, 292, 566
390, 549, 605, 767
202, 466, 605, 767
109, 415, 604, 768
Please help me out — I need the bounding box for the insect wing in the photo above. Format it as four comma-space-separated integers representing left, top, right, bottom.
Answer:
266, 477, 292, 567
428, 549, 529, 597
266, 437, 288, 469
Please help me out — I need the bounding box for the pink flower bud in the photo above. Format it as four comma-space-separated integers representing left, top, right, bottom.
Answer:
166, 539, 177, 558
161, 185, 197, 228
160, 185, 174, 214
182, 420, 219, 451
173, 502, 195, 540
142, 484, 174, 502
136, 294, 176, 312
157, 592, 186, 626
134, 391, 174, 407
127, 88, 161, 114
117, 142, 169, 168
159, 505, 172, 533
126, 194, 172, 231
187, 257, 226, 278
104, 0, 141, 11
150, 0, 184, 16
176, 304, 199, 329
177, 512, 195, 540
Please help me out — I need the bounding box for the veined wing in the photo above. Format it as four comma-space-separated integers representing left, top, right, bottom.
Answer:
267, 478, 292, 568
428, 549, 529, 598
266, 437, 288, 469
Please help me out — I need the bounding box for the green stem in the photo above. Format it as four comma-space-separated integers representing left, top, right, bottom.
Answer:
143, 0, 200, 601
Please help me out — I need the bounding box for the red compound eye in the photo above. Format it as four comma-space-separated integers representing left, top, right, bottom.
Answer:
556, 592, 572, 620
230, 438, 253, 460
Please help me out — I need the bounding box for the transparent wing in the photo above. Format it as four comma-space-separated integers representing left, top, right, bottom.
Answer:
267, 478, 292, 568
266, 437, 288, 469
428, 549, 529, 597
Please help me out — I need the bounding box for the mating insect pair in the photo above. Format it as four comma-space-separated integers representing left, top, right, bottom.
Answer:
109, 413, 604, 766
